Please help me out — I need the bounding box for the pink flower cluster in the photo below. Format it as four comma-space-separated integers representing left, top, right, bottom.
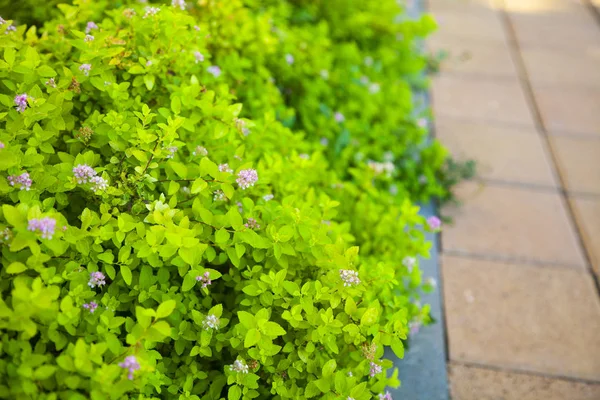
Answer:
369, 361, 382, 377
88, 271, 106, 288
79, 64, 92, 76
236, 169, 258, 190
14, 94, 28, 112
196, 271, 212, 288
28, 217, 57, 239
118, 356, 140, 380
218, 163, 233, 173
244, 218, 260, 230
8, 172, 32, 190
339, 269, 360, 287
85, 21, 98, 34
202, 314, 220, 330
73, 164, 96, 184
378, 392, 393, 400
83, 301, 98, 313
427, 216, 441, 230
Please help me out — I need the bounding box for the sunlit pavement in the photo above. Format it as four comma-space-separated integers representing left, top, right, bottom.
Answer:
428, 0, 600, 398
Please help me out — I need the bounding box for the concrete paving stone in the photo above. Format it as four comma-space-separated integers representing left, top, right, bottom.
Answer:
503, 0, 590, 14
550, 136, 600, 194
533, 86, 600, 137
570, 196, 600, 277
432, 75, 536, 127
428, 0, 501, 14
521, 46, 600, 88
508, 7, 600, 49
449, 363, 600, 400
430, 8, 507, 44
428, 34, 518, 78
442, 254, 600, 379
435, 118, 557, 186
442, 182, 586, 267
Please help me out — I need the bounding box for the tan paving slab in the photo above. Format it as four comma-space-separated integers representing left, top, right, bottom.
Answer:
442, 255, 600, 379
508, 6, 600, 49
435, 118, 557, 186
533, 86, 600, 137
432, 76, 536, 127
550, 136, 600, 194
428, 34, 518, 78
503, 0, 590, 14
521, 46, 600, 88
442, 182, 586, 266
428, 0, 501, 14
449, 363, 600, 400
570, 196, 600, 277
430, 9, 506, 44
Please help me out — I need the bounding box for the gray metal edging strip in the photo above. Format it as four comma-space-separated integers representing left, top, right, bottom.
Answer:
384, 0, 450, 398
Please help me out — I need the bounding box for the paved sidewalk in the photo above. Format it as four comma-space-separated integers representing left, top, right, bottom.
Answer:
428, 0, 600, 398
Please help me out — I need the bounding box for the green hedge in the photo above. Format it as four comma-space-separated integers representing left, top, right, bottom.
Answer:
0, 1, 448, 399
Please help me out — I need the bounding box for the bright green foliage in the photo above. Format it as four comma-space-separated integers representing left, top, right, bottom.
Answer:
0, 1, 441, 399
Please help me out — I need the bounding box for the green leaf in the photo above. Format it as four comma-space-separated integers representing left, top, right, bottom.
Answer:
182, 273, 196, 292
237, 311, 256, 329
360, 307, 378, 327
221, 183, 234, 199
227, 208, 243, 230
171, 96, 181, 114
321, 359, 336, 377
263, 321, 286, 337
121, 266, 132, 286
244, 328, 260, 348
191, 178, 207, 194
228, 385, 242, 400
2, 205, 25, 227
391, 337, 405, 359
215, 229, 230, 244
0, 150, 17, 170
144, 74, 155, 90
36, 65, 57, 77
34, 365, 57, 380
6, 262, 27, 274
156, 300, 176, 319
151, 320, 172, 337
200, 157, 219, 178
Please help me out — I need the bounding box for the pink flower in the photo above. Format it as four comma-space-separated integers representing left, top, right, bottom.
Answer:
73, 164, 96, 184
339, 269, 360, 287
236, 169, 258, 190
207, 65, 221, 78
84, 34, 94, 42
334, 112, 345, 123
196, 271, 212, 288
28, 217, 57, 239
85, 21, 98, 34
14, 94, 28, 112
83, 301, 98, 313
118, 356, 140, 380
79, 64, 92, 76
172, 0, 186, 10
8, 172, 32, 190
0, 141, 4, 149
427, 216, 441, 230
218, 163, 233, 173
194, 51, 204, 63
88, 271, 106, 288
369, 361, 382, 377
244, 218, 260, 230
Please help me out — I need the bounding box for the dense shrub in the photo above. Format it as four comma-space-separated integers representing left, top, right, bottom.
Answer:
0, 1, 442, 399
